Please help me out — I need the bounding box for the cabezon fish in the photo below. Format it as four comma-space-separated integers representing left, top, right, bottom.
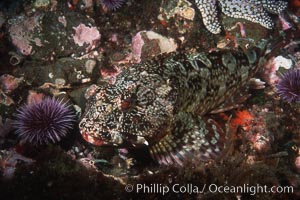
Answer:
79, 45, 265, 166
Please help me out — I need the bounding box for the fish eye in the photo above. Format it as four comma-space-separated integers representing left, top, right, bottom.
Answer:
101, 131, 111, 140
120, 93, 137, 111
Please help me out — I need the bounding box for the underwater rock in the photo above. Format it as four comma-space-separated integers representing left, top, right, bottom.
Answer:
8, 51, 25, 66
0, 12, 5, 28
159, 0, 202, 43
69, 86, 90, 110
26, 90, 45, 105
0, 149, 35, 180
0, 89, 14, 106
82, 0, 94, 10
0, 146, 126, 199
8, 14, 42, 56
262, 55, 293, 85
85, 59, 97, 74
0, 116, 12, 145
15, 58, 98, 87
73, 23, 101, 53
33, 0, 51, 9
230, 108, 272, 154
160, 0, 195, 21
7, 10, 101, 60
132, 30, 177, 63
0, 74, 23, 94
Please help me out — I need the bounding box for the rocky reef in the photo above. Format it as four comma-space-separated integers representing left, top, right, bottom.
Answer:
0, 0, 300, 199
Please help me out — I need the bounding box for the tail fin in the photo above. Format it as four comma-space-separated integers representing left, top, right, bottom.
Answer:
149, 112, 225, 166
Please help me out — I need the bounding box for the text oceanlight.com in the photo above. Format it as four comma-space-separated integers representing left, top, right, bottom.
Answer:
124, 183, 294, 196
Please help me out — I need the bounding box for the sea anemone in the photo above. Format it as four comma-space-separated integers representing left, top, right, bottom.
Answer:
101, 0, 125, 10
13, 97, 76, 145
276, 69, 300, 103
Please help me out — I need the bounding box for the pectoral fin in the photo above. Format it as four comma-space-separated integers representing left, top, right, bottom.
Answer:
149, 112, 225, 166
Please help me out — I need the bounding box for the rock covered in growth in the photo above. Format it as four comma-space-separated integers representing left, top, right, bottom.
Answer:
195, 0, 288, 34
15, 58, 98, 87
0, 74, 23, 93
131, 31, 178, 63
7, 10, 101, 60
73, 24, 101, 52
33, 0, 51, 9
8, 14, 43, 56
0, 116, 12, 145
262, 55, 292, 85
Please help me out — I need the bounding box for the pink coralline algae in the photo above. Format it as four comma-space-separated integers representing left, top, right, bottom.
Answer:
8, 15, 42, 56
73, 24, 101, 52
0, 74, 23, 93
100, 65, 121, 84
27, 90, 45, 105
0, 150, 35, 180
131, 31, 177, 63
279, 13, 292, 31
295, 156, 300, 174
262, 56, 293, 85
131, 31, 144, 63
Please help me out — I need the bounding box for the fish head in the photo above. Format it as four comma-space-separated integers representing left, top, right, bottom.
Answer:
79, 70, 175, 147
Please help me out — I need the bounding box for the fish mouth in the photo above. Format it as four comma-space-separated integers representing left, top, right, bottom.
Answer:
81, 131, 106, 146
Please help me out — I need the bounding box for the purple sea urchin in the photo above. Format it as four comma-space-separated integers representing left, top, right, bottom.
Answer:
14, 97, 76, 145
101, 0, 125, 10
276, 69, 300, 103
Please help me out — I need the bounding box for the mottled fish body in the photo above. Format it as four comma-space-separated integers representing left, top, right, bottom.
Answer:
79, 46, 264, 165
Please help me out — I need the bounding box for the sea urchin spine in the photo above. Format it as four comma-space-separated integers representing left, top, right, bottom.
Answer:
276, 68, 300, 103
14, 97, 76, 145
101, 0, 126, 10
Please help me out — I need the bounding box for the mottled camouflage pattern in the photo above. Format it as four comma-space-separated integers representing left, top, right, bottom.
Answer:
79, 47, 263, 165
196, 0, 287, 34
